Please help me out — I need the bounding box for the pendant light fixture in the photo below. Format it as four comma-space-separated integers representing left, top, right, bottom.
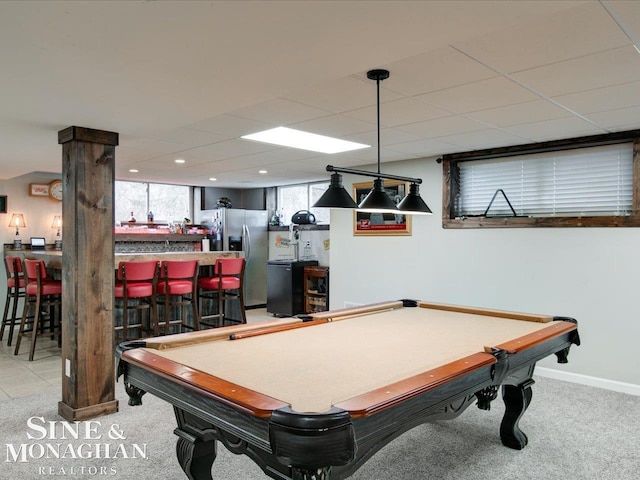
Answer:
313, 69, 432, 215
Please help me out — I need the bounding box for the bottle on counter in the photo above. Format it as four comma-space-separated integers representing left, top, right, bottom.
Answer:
147, 211, 154, 222
128, 211, 136, 223
303, 241, 312, 259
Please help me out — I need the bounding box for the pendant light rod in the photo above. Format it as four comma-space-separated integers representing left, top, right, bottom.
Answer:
325, 164, 422, 185
368, 69, 387, 175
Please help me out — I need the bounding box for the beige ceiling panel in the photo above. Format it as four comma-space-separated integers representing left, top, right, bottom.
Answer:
146, 127, 228, 147
553, 81, 640, 114
466, 100, 572, 127
283, 76, 402, 114
292, 114, 375, 138
455, 1, 630, 73
231, 98, 333, 125
344, 127, 422, 147
387, 138, 458, 156
505, 116, 607, 141
435, 129, 530, 149
186, 114, 272, 137
415, 77, 539, 114
380, 46, 497, 96
606, 1, 640, 45
184, 139, 281, 165
398, 115, 487, 138
584, 106, 640, 130
344, 97, 451, 127
512, 46, 640, 98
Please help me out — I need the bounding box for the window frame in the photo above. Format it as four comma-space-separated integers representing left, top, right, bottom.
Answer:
276, 180, 330, 226
441, 130, 640, 228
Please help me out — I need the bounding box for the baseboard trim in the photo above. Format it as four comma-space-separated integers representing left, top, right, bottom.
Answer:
536, 367, 640, 396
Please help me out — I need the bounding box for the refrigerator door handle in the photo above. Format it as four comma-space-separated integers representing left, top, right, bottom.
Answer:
243, 224, 251, 261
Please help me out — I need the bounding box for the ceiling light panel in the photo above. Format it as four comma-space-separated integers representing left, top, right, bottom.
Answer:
241, 127, 369, 154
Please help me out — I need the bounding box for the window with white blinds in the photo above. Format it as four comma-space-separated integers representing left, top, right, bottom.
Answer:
456, 143, 634, 218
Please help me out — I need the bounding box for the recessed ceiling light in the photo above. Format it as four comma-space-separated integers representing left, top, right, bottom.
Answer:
241, 127, 369, 154
174, 159, 186, 164
129, 169, 139, 173
209, 177, 217, 181
258, 170, 268, 174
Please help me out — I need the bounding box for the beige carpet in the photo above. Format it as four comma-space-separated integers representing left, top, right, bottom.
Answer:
1, 376, 638, 479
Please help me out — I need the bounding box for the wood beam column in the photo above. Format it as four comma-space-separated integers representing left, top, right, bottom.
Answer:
57, 126, 119, 421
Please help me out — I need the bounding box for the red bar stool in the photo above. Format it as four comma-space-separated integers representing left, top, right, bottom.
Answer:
2, 256, 26, 346
114, 260, 159, 342
198, 257, 246, 328
14, 259, 62, 361
155, 259, 200, 336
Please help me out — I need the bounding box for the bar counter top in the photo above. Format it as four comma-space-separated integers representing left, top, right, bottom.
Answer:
19, 250, 239, 269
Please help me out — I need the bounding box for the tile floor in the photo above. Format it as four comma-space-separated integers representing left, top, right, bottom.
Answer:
0, 308, 276, 400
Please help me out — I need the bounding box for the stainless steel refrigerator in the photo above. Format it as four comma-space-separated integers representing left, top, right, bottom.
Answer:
196, 208, 268, 307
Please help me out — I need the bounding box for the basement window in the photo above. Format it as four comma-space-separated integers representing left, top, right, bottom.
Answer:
442, 130, 640, 228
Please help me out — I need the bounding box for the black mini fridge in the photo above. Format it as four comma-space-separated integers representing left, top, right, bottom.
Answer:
267, 260, 318, 317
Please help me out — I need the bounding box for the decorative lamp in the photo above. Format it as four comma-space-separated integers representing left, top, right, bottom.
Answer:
52, 215, 62, 249
8, 213, 26, 249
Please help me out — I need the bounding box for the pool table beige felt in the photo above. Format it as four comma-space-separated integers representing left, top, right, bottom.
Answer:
124, 300, 574, 415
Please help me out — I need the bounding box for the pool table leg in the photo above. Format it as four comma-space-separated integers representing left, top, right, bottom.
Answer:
292, 467, 331, 480
500, 379, 534, 450
175, 427, 217, 480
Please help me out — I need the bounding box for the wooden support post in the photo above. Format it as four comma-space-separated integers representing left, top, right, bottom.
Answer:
57, 126, 119, 421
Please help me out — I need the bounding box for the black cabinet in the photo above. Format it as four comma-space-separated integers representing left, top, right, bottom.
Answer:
267, 260, 318, 316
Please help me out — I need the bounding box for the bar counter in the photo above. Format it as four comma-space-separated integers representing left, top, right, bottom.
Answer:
17, 250, 239, 269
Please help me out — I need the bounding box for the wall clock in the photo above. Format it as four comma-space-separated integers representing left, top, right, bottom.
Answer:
49, 179, 63, 202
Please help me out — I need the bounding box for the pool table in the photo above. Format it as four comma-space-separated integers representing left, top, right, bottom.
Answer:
116, 299, 580, 480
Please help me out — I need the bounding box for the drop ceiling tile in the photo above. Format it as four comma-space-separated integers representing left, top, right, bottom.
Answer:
387, 138, 457, 156
379, 46, 497, 96
415, 77, 539, 114
329, 145, 413, 163
344, 127, 422, 147
552, 81, 640, 114
231, 98, 333, 125
283, 75, 402, 114
606, 1, 640, 47
466, 99, 572, 127
343, 97, 451, 127
146, 127, 228, 147
512, 46, 640, 98
504, 116, 607, 141
292, 114, 375, 138
398, 115, 487, 138
455, 2, 630, 73
184, 138, 281, 165
584, 105, 640, 130
434, 129, 529, 149
186, 114, 272, 137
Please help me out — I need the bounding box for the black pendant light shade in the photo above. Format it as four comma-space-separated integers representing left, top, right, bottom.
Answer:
357, 178, 398, 212
313, 173, 358, 208
315, 68, 431, 216
397, 183, 432, 215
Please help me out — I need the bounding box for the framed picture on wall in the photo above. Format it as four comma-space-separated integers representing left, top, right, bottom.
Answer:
0, 195, 6, 214
353, 180, 412, 236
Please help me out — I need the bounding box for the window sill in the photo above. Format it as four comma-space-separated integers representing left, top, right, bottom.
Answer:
443, 215, 640, 228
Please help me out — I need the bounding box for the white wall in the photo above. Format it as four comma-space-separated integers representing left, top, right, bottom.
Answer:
329, 156, 640, 392
268, 229, 330, 266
